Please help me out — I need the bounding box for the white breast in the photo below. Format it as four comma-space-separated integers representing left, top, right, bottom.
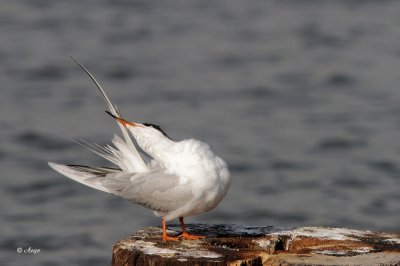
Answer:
164, 139, 230, 206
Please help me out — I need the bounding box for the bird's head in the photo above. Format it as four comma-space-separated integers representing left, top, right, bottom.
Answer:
105, 111, 172, 155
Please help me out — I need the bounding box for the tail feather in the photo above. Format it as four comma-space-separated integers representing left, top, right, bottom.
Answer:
70, 57, 149, 172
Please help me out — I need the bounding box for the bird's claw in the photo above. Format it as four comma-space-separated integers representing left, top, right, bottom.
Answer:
163, 235, 179, 242
181, 232, 206, 240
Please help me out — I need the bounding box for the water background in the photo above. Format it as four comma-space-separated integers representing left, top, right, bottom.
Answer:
1, 1, 400, 265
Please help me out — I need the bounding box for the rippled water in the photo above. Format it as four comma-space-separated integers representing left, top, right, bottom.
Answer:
2, 1, 400, 265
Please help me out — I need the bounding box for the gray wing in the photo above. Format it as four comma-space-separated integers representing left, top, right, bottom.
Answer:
49, 163, 192, 213
102, 171, 194, 213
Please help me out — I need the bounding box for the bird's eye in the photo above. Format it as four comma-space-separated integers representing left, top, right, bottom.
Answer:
143, 123, 172, 140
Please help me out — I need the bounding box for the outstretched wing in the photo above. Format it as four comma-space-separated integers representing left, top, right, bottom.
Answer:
70, 57, 149, 173
49, 162, 193, 214
103, 170, 193, 214
48, 162, 118, 193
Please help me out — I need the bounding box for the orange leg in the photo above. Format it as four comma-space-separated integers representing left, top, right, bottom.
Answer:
179, 217, 206, 240
162, 218, 179, 242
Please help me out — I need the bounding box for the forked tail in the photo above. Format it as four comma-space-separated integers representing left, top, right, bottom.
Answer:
68, 57, 149, 172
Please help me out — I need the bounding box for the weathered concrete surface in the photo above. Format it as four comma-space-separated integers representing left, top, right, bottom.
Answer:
112, 224, 400, 266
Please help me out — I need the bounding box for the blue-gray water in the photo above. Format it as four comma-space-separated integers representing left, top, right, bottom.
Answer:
2, 1, 400, 265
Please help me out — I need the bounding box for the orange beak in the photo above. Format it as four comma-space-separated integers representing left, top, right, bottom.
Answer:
105, 111, 143, 127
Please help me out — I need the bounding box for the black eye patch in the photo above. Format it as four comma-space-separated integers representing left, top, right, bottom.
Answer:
143, 123, 172, 140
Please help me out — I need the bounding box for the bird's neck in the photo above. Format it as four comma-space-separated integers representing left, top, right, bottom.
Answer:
135, 133, 175, 162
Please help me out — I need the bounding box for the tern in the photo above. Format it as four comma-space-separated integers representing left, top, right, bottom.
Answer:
48, 58, 230, 241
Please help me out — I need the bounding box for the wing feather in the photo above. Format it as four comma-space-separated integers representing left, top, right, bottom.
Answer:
103, 171, 193, 213
49, 162, 192, 214
48, 162, 114, 193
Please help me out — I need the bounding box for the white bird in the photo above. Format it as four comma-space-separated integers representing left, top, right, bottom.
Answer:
48, 58, 231, 241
